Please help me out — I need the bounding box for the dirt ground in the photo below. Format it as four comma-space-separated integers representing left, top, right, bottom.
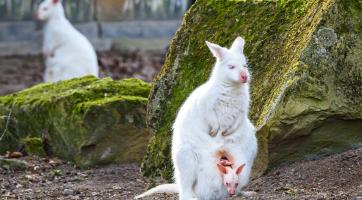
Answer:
0, 50, 164, 96
0, 148, 361, 200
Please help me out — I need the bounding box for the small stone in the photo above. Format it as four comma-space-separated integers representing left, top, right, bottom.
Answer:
63, 189, 74, 196
49, 158, 63, 166
70, 195, 80, 200
112, 186, 122, 190
24, 189, 33, 193
91, 192, 99, 196
25, 174, 34, 181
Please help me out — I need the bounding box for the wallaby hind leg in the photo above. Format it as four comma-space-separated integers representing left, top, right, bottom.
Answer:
173, 148, 199, 200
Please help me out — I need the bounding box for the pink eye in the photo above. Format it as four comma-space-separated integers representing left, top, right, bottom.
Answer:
228, 65, 235, 69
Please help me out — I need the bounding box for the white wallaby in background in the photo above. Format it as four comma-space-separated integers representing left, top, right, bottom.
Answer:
36, 0, 99, 82
135, 37, 257, 200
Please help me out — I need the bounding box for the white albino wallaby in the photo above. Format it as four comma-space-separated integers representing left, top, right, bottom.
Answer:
172, 36, 257, 199
36, 0, 99, 82
135, 37, 257, 200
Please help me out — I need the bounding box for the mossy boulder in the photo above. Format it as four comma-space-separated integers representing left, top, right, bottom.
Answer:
141, 0, 362, 180
0, 76, 152, 167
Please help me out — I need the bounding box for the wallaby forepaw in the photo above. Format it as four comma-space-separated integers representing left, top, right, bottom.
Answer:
221, 130, 233, 136
219, 159, 233, 166
239, 191, 257, 197
209, 130, 217, 137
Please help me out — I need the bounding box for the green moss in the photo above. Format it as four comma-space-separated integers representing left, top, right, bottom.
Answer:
21, 137, 46, 156
0, 76, 150, 108
143, 0, 362, 180
0, 158, 27, 170
264, 0, 362, 166
0, 76, 152, 167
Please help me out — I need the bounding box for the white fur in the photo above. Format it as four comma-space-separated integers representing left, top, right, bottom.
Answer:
134, 184, 178, 199
37, 0, 99, 82
173, 37, 257, 200
135, 37, 257, 200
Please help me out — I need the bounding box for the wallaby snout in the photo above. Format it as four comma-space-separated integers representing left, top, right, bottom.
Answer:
240, 71, 248, 83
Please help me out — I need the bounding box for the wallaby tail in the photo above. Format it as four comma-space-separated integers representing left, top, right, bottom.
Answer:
134, 184, 178, 199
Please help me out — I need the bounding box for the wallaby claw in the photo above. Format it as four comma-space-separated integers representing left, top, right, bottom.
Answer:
209, 130, 217, 137
221, 130, 233, 136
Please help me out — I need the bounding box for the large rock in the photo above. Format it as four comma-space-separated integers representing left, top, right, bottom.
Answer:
141, 0, 362, 180
0, 76, 151, 167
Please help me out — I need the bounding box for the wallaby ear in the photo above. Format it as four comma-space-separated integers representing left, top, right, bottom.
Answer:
236, 163, 246, 175
217, 163, 227, 174
206, 41, 226, 60
230, 36, 245, 54
53, 0, 60, 4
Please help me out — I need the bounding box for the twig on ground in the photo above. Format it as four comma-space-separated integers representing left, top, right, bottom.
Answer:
0, 103, 15, 142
